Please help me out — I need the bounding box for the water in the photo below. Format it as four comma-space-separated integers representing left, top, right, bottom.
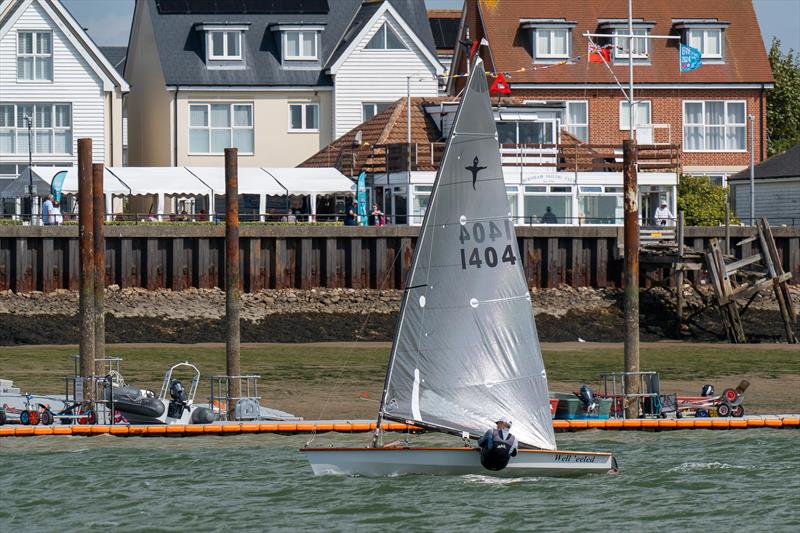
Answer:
1, 430, 798, 532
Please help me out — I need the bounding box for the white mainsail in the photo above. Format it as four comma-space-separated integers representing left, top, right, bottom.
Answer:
378, 58, 557, 450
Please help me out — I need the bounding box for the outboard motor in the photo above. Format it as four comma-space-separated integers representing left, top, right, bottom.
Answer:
167, 379, 188, 419
577, 385, 598, 414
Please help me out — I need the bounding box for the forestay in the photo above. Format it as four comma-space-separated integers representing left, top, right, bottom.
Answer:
379, 58, 556, 451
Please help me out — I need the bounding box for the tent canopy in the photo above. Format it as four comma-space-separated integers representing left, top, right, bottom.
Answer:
264, 168, 354, 195
186, 167, 285, 196
0, 166, 129, 198
110, 167, 213, 196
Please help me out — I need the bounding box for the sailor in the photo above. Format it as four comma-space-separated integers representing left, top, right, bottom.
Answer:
477, 416, 518, 471
654, 200, 674, 226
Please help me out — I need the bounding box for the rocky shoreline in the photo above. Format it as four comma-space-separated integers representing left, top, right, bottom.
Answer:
0, 286, 796, 345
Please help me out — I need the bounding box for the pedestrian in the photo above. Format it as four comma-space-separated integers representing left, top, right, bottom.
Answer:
368, 204, 385, 226
344, 201, 358, 226
541, 206, 557, 224
42, 194, 54, 225
50, 200, 63, 225
654, 200, 674, 226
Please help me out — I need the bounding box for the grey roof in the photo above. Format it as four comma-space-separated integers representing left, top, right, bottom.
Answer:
99, 46, 127, 77
729, 144, 800, 181
146, 0, 437, 87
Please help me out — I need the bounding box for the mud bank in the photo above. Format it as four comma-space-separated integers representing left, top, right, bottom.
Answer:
0, 286, 796, 345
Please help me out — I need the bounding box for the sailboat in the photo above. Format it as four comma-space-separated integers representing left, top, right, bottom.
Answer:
303, 58, 616, 477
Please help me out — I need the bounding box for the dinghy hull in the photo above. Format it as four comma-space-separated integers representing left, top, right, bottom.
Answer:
302, 447, 616, 477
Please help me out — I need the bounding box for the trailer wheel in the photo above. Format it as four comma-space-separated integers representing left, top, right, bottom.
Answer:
40, 410, 54, 425
717, 403, 732, 417
20, 410, 29, 425
28, 411, 40, 425
0, 409, 6, 425
731, 405, 744, 417
722, 388, 738, 402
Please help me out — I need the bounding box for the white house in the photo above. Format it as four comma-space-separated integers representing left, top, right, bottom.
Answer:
125, 0, 442, 169
0, 0, 129, 195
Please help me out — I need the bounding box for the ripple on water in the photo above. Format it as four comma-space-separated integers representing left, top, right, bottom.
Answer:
0, 431, 798, 532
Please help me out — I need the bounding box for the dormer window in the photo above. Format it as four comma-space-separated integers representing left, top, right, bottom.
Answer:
519, 19, 576, 63
285, 31, 318, 60
673, 20, 729, 62
195, 23, 249, 66
687, 29, 722, 59
365, 22, 406, 50
536, 29, 569, 59
614, 29, 648, 59
208, 31, 241, 60
597, 19, 655, 63
270, 24, 324, 64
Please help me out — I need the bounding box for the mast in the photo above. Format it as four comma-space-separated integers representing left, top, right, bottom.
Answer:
371, 63, 475, 448
628, 0, 635, 141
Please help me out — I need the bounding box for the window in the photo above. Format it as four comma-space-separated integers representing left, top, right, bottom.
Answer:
683, 101, 746, 151
535, 28, 569, 59
523, 185, 572, 224
362, 102, 392, 121
565, 101, 588, 142
619, 101, 651, 131
207, 31, 242, 60
188, 103, 253, 154
687, 29, 722, 59
17, 31, 52, 81
614, 28, 648, 59
365, 22, 406, 50
284, 31, 318, 60
288, 103, 319, 131
496, 121, 555, 145
578, 187, 623, 224
412, 185, 432, 221
0, 103, 71, 155
506, 186, 519, 221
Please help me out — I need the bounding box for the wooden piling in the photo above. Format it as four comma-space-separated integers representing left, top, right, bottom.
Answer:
225, 148, 242, 412
622, 139, 640, 418
92, 163, 105, 373
77, 139, 95, 399
675, 210, 685, 337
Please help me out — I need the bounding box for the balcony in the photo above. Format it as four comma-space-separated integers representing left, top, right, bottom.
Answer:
363, 142, 681, 174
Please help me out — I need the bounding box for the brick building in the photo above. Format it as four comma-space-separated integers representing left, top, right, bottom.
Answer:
448, 0, 774, 184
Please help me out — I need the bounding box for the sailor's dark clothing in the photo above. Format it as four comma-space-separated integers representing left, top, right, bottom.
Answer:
478, 428, 518, 471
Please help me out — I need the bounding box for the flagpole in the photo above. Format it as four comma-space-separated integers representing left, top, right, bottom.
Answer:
628, 0, 635, 142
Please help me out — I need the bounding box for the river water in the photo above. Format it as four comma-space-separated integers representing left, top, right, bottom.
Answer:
1, 430, 798, 532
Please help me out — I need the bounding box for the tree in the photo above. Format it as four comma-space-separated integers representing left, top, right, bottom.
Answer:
677, 175, 735, 226
767, 39, 800, 156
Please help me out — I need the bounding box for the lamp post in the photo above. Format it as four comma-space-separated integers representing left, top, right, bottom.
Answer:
24, 114, 33, 222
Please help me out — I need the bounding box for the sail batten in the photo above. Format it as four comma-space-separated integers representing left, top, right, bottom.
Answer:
378, 58, 556, 451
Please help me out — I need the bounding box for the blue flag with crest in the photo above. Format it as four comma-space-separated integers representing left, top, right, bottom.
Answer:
680, 44, 702, 72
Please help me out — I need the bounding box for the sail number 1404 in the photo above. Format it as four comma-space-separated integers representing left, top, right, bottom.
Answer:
459, 221, 517, 269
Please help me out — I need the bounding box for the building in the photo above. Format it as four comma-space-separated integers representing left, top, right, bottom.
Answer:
427, 9, 460, 93
449, 0, 773, 183
728, 144, 800, 226
125, 0, 443, 169
0, 0, 129, 193
300, 96, 679, 225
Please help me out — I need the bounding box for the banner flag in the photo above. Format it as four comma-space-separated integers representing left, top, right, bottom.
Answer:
680, 44, 702, 72
357, 170, 368, 226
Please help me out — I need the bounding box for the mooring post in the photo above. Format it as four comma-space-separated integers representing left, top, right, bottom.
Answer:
675, 210, 685, 338
622, 139, 640, 419
78, 139, 95, 401
92, 163, 105, 375
225, 148, 242, 418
